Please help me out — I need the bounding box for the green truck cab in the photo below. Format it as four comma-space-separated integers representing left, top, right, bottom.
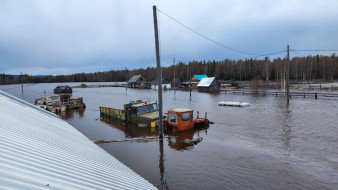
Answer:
100, 100, 160, 127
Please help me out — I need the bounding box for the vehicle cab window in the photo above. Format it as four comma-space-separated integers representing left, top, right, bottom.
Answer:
137, 106, 148, 115
169, 113, 177, 123
181, 113, 190, 121
148, 104, 158, 112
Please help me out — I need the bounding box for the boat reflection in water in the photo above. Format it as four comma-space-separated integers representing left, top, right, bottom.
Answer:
100, 117, 209, 151
166, 126, 208, 150
58, 109, 85, 119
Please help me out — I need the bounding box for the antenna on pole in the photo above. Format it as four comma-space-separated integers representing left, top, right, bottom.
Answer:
286, 44, 290, 103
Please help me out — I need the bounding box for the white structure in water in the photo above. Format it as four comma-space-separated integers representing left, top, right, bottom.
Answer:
0, 90, 156, 190
218, 101, 250, 107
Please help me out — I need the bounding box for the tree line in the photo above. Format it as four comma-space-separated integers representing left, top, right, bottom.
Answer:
1, 54, 337, 85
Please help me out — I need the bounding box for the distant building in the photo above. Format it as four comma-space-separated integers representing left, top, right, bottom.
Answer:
171, 78, 182, 88
128, 75, 146, 88
197, 77, 220, 92
139, 81, 152, 89
151, 78, 171, 90
191, 74, 208, 81
191, 74, 208, 88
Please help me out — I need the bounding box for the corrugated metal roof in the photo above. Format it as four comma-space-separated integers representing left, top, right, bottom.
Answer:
0, 90, 156, 190
197, 77, 216, 87
151, 78, 170, 85
193, 75, 208, 81
127, 75, 142, 83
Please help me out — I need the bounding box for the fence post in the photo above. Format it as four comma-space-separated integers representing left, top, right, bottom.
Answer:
315, 92, 318, 99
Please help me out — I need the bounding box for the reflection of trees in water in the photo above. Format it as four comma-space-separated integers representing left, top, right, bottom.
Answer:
58, 109, 85, 119
100, 116, 209, 151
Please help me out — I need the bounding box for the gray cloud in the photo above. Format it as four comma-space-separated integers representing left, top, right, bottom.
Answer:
1, 0, 338, 75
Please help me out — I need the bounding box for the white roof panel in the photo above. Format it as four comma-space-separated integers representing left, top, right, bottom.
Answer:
0, 90, 156, 190
197, 77, 216, 87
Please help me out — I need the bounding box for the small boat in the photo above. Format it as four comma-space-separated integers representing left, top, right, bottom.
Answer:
218, 101, 249, 107
166, 108, 209, 132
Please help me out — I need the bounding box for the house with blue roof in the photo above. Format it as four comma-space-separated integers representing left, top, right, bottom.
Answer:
192, 74, 208, 81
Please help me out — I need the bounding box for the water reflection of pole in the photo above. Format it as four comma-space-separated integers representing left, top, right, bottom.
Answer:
159, 138, 167, 189
281, 102, 291, 157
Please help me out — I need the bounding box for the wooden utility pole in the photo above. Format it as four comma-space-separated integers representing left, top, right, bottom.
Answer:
173, 58, 176, 94
286, 45, 290, 103
125, 66, 128, 91
153, 5, 164, 139
189, 63, 192, 98
153, 7, 166, 189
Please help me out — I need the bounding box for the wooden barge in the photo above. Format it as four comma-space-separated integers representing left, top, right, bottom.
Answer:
35, 94, 86, 113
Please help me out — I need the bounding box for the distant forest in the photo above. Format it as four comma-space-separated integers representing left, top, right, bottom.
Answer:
1, 54, 337, 85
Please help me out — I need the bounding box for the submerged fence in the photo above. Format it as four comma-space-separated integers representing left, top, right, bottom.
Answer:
221, 89, 338, 99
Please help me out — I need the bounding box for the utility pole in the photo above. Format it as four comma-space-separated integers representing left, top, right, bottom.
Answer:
189, 63, 192, 98
153, 6, 166, 190
125, 66, 128, 91
173, 58, 176, 94
286, 44, 290, 103
153, 5, 164, 139
20, 72, 23, 93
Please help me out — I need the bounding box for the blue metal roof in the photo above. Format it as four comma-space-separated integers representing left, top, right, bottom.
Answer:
194, 74, 208, 81
0, 90, 156, 190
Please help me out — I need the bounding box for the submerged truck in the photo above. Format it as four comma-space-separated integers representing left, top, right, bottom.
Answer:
99, 100, 161, 127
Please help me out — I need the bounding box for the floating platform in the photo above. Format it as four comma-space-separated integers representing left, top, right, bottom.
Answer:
218, 101, 250, 107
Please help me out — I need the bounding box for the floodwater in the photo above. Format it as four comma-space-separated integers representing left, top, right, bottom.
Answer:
1, 82, 338, 190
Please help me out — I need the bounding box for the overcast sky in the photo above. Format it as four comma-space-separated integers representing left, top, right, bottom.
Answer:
1, 0, 338, 75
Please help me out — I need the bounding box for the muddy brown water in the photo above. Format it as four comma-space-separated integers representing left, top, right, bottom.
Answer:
2, 82, 338, 190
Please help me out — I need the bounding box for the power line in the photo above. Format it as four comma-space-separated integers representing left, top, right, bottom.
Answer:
291, 49, 338, 52
158, 9, 256, 56
239, 50, 286, 60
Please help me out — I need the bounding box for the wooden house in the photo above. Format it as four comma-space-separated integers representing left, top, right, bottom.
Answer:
128, 75, 146, 88
197, 77, 220, 92
151, 78, 171, 90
